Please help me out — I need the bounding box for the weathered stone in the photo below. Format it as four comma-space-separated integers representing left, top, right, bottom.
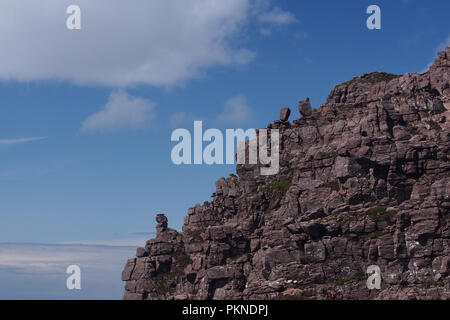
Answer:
121, 47, 450, 301
122, 259, 135, 281
280, 107, 291, 122
302, 241, 326, 263
136, 247, 148, 258
155, 213, 169, 235
298, 98, 312, 117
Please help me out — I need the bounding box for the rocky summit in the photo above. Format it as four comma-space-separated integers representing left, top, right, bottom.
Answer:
122, 47, 450, 300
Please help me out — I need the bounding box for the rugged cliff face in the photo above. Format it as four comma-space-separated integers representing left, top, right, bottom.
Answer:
122, 47, 450, 300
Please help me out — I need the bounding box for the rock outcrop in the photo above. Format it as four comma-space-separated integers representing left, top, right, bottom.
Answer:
122, 47, 450, 300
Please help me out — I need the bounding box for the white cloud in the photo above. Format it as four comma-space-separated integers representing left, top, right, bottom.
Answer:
0, 0, 253, 87
80, 91, 155, 133
217, 95, 252, 123
60, 238, 149, 247
258, 7, 297, 26
170, 111, 193, 128
254, 3, 297, 36
0, 243, 137, 299
0, 136, 47, 146
0, 1, 296, 87
170, 95, 252, 127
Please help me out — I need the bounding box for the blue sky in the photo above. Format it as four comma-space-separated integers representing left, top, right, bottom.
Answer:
0, 0, 449, 299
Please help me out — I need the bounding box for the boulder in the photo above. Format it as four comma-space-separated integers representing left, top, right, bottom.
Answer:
298, 98, 312, 117
280, 107, 291, 122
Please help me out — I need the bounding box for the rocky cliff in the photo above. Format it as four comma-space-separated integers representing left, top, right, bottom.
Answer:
122, 47, 450, 300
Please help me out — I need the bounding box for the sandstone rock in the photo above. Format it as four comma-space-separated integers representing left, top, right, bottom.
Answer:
122, 47, 450, 300
156, 213, 168, 234
298, 98, 312, 117
122, 259, 135, 281
280, 107, 291, 122
136, 247, 148, 258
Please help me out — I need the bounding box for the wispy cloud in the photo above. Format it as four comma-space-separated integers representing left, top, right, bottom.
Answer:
80, 91, 156, 134
255, 3, 297, 36
129, 231, 156, 237
0, 136, 47, 146
170, 95, 252, 127
0, 243, 136, 271
258, 7, 297, 25
422, 35, 450, 73
0, 243, 137, 299
59, 238, 149, 247
217, 95, 252, 123
170, 111, 193, 128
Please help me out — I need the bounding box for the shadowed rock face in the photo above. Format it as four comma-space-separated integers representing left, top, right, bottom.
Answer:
122, 47, 450, 300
